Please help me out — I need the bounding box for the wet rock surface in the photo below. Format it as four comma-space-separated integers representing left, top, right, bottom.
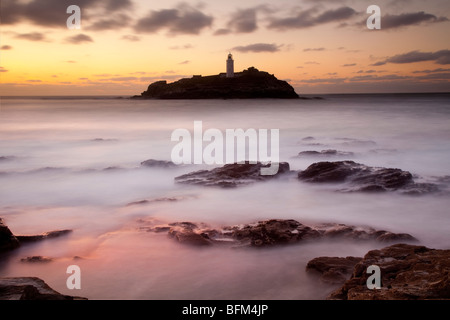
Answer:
175, 162, 291, 188
20, 256, 53, 263
0, 218, 20, 253
126, 195, 197, 207
306, 256, 362, 284
141, 159, 178, 168
298, 161, 439, 194
0, 277, 87, 300
142, 219, 417, 248
1, 217, 72, 253
328, 244, 450, 300
297, 150, 355, 158
16, 229, 72, 243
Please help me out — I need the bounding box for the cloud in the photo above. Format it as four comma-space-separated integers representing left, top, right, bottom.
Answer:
412, 68, 450, 74
304, 61, 320, 65
105, 0, 133, 11
372, 50, 450, 66
14, 32, 48, 41
178, 60, 190, 65
298, 77, 347, 84
227, 8, 258, 33
0, 67, 8, 72
129, 71, 152, 75
101, 77, 138, 81
0, 45, 12, 50
232, 43, 282, 53
342, 63, 356, 67
213, 29, 232, 36
303, 48, 325, 52
1, 0, 132, 27
65, 61, 77, 63
169, 44, 194, 50
356, 70, 377, 74
268, 6, 357, 30
87, 14, 131, 31
349, 74, 408, 82
121, 35, 141, 42
134, 4, 213, 35
415, 73, 450, 80
381, 11, 448, 30
64, 34, 94, 44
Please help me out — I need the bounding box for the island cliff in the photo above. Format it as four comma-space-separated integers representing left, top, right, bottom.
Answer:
133, 67, 299, 99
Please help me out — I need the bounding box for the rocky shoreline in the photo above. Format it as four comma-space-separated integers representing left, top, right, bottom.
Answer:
140, 218, 417, 248
308, 244, 450, 300
1, 160, 449, 300
0, 218, 85, 300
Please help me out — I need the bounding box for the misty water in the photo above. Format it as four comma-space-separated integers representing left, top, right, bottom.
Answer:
0, 94, 449, 299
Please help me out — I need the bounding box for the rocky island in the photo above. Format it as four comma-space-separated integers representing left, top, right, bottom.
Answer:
133, 67, 299, 99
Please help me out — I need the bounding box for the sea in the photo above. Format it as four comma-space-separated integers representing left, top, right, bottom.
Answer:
0, 93, 449, 299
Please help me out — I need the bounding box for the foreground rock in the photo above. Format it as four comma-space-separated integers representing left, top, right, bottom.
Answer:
0, 277, 87, 300
307, 256, 362, 284
133, 67, 299, 99
16, 229, 72, 243
1, 217, 72, 254
127, 196, 185, 207
20, 256, 53, 263
140, 159, 177, 168
0, 218, 20, 253
142, 219, 417, 248
298, 161, 439, 194
297, 150, 354, 158
328, 244, 450, 300
175, 162, 291, 188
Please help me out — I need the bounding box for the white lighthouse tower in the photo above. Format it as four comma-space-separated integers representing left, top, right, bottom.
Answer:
226, 53, 234, 78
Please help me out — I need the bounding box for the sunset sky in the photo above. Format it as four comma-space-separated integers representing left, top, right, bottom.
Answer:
1, 0, 449, 95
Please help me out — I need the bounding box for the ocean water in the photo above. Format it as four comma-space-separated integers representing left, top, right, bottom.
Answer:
0, 93, 449, 299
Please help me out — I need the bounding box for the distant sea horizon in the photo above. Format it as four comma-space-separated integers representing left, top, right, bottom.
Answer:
1, 92, 449, 100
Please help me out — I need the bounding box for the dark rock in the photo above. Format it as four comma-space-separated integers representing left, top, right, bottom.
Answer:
0, 218, 20, 253
298, 161, 438, 194
102, 166, 123, 171
16, 229, 72, 243
133, 67, 299, 99
20, 256, 53, 263
175, 162, 291, 188
141, 159, 177, 168
143, 219, 416, 248
306, 256, 362, 284
297, 150, 354, 158
90, 138, 117, 142
0, 277, 87, 300
328, 244, 450, 300
168, 228, 212, 246
227, 219, 321, 247
0, 156, 15, 161
316, 223, 417, 242
126, 196, 187, 207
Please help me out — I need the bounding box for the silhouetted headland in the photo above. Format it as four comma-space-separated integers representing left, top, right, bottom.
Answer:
132, 67, 299, 99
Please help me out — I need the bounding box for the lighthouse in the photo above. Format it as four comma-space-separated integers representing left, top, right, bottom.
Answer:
226, 53, 234, 78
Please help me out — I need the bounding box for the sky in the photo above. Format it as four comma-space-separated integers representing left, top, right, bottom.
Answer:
0, 0, 449, 95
